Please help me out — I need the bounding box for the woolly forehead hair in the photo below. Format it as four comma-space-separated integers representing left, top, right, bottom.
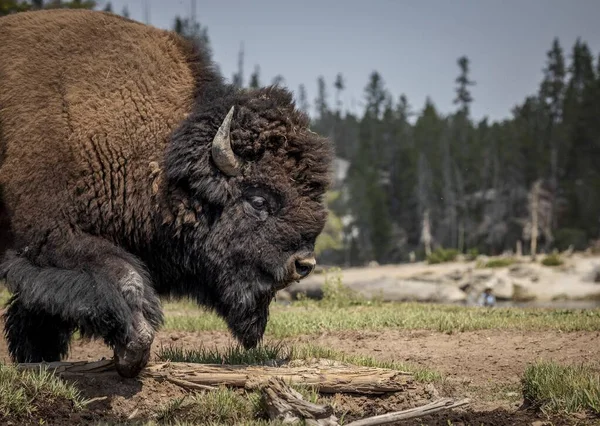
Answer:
231, 86, 334, 199
166, 83, 333, 204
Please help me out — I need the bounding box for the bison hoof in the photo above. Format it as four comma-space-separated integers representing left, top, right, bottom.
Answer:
114, 313, 154, 378
114, 344, 151, 378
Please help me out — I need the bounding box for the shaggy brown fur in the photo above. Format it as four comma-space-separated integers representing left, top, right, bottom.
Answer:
0, 9, 333, 377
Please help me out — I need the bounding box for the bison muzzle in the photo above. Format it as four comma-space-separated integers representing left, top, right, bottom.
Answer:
0, 9, 333, 378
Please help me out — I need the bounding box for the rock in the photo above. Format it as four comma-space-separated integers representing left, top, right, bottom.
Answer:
445, 269, 464, 282
407, 271, 443, 284
487, 272, 514, 300
435, 284, 467, 303
512, 279, 537, 302
508, 264, 539, 281
582, 264, 600, 283
471, 270, 494, 284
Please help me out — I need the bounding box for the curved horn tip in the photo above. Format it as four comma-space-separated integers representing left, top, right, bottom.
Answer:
211, 105, 243, 176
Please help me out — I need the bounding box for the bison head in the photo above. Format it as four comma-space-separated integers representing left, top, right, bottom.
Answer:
159, 84, 333, 348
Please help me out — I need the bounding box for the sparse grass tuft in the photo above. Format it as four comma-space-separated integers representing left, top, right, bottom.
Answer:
465, 248, 480, 261
522, 360, 600, 416
426, 248, 459, 264
156, 342, 442, 384
158, 343, 288, 366
318, 267, 382, 307
0, 363, 87, 420
541, 253, 564, 267
484, 257, 517, 268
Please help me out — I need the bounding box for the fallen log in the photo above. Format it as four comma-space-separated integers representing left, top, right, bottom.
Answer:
16, 359, 414, 395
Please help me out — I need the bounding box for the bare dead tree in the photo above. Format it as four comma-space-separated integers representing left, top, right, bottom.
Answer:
421, 209, 432, 257
523, 179, 553, 260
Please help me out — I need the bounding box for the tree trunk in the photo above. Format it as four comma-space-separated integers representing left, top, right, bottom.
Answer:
531, 180, 541, 260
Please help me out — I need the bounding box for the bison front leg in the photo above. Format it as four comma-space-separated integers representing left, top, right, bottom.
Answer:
3, 297, 76, 363
1, 234, 163, 378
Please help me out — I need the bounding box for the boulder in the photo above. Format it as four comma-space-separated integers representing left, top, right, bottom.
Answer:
512, 279, 537, 302
487, 272, 514, 300
582, 264, 600, 283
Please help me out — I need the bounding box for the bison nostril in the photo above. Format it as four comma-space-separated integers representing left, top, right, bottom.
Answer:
294, 257, 316, 279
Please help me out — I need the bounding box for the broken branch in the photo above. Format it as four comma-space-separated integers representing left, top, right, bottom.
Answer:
344, 397, 471, 426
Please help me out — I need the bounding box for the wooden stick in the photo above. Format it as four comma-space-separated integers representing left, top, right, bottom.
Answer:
344, 397, 471, 426
262, 377, 340, 426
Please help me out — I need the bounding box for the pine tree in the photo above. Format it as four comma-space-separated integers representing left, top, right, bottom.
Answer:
539, 38, 566, 230
231, 43, 244, 89
562, 39, 598, 236
271, 75, 285, 86
345, 73, 394, 263
334, 73, 345, 114
389, 94, 418, 248
297, 84, 309, 114
364, 71, 387, 120
249, 65, 261, 89
172, 16, 212, 61
315, 76, 329, 120
453, 56, 475, 116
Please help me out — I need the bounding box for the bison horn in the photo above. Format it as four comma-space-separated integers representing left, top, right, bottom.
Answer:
211, 106, 243, 176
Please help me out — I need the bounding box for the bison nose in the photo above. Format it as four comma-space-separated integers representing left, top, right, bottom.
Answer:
294, 256, 316, 280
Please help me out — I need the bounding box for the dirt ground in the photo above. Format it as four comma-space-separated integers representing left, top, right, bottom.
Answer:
1, 324, 598, 426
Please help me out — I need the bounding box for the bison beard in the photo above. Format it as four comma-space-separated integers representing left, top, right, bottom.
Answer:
0, 10, 332, 378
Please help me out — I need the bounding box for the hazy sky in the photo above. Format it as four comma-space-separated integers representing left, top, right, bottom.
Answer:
101, 0, 600, 123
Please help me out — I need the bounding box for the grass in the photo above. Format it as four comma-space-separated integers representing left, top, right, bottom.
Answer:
157, 342, 442, 383
541, 252, 565, 267
162, 270, 600, 337
522, 360, 600, 416
0, 362, 88, 420
157, 342, 289, 366
426, 248, 459, 264
164, 299, 600, 338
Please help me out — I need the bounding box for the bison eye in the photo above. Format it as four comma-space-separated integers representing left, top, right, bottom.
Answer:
250, 196, 268, 211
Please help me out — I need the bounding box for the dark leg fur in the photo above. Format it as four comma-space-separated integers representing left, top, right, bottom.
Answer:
0, 193, 13, 261
4, 296, 75, 362
0, 233, 164, 377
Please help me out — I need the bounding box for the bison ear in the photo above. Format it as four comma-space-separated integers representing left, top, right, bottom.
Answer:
211, 106, 244, 176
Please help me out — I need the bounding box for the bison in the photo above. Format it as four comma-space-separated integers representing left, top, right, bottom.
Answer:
0, 9, 333, 378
